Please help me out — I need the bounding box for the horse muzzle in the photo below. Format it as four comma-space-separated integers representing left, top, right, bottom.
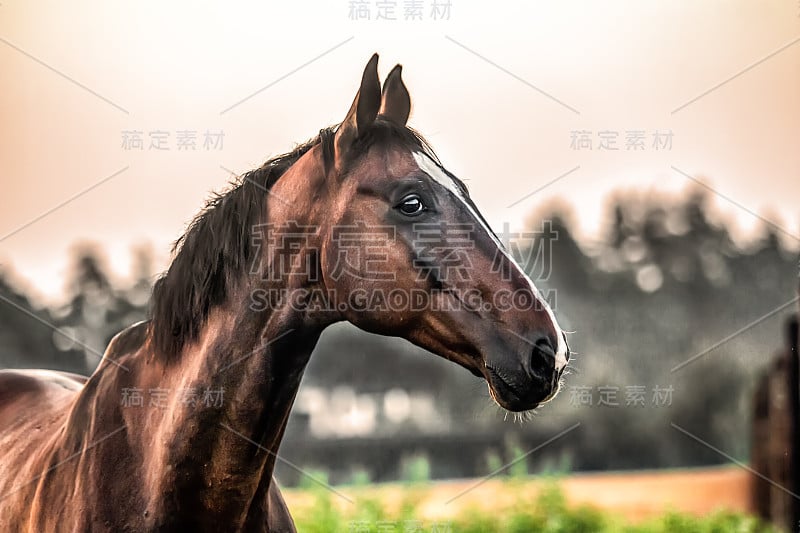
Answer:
485, 335, 567, 411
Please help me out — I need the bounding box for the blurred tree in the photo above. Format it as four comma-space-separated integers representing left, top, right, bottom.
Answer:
54, 244, 149, 373
0, 268, 84, 372
2, 187, 798, 478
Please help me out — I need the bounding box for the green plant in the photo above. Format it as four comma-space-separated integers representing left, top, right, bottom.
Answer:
289, 480, 779, 533
400, 453, 431, 483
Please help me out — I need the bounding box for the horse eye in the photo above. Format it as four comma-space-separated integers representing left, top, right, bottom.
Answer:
397, 195, 425, 216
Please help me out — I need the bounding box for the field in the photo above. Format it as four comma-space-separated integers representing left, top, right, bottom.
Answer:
282, 466, 776, 532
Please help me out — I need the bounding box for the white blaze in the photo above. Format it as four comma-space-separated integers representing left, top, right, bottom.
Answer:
412, 152, 568, 372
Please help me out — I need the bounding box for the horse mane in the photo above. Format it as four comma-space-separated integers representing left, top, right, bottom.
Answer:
149, 120, 440, 358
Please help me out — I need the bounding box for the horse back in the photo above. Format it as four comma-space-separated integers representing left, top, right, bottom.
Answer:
0, 369, 87, 530
0, 369, 85, 421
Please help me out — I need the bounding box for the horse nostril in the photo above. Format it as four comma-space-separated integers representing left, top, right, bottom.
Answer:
529, 337, 555, 379
562, 331, 571, 362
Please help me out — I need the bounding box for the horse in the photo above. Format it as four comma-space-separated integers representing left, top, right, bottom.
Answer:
0, 54, 569, 532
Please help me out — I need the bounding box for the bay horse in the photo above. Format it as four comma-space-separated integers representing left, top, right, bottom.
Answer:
0, 55, 569, 532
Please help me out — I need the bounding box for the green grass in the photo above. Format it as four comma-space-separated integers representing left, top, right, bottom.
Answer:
291, 482, 777, 533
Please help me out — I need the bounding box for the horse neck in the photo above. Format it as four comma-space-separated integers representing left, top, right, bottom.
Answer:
127, 297, 323, 528
134, 154, 332, 528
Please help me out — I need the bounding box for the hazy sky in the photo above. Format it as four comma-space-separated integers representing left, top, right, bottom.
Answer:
1, 0, 798, 302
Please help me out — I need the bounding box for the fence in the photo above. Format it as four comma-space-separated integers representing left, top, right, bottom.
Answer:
751, 297, 799, 531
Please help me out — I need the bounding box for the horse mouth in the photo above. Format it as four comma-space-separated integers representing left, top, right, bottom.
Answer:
485, 365, 554, 412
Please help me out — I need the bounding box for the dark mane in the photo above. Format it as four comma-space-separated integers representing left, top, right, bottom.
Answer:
149, 120, 438, 357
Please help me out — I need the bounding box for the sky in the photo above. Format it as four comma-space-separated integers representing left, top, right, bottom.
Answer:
1, 0, 798, 303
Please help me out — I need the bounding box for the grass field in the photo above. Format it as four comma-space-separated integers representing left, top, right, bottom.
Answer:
282, 466, 776, 532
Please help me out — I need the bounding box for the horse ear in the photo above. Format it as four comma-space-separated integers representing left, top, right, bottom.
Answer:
334, 53, 381, 170
378, 64, 411, 126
